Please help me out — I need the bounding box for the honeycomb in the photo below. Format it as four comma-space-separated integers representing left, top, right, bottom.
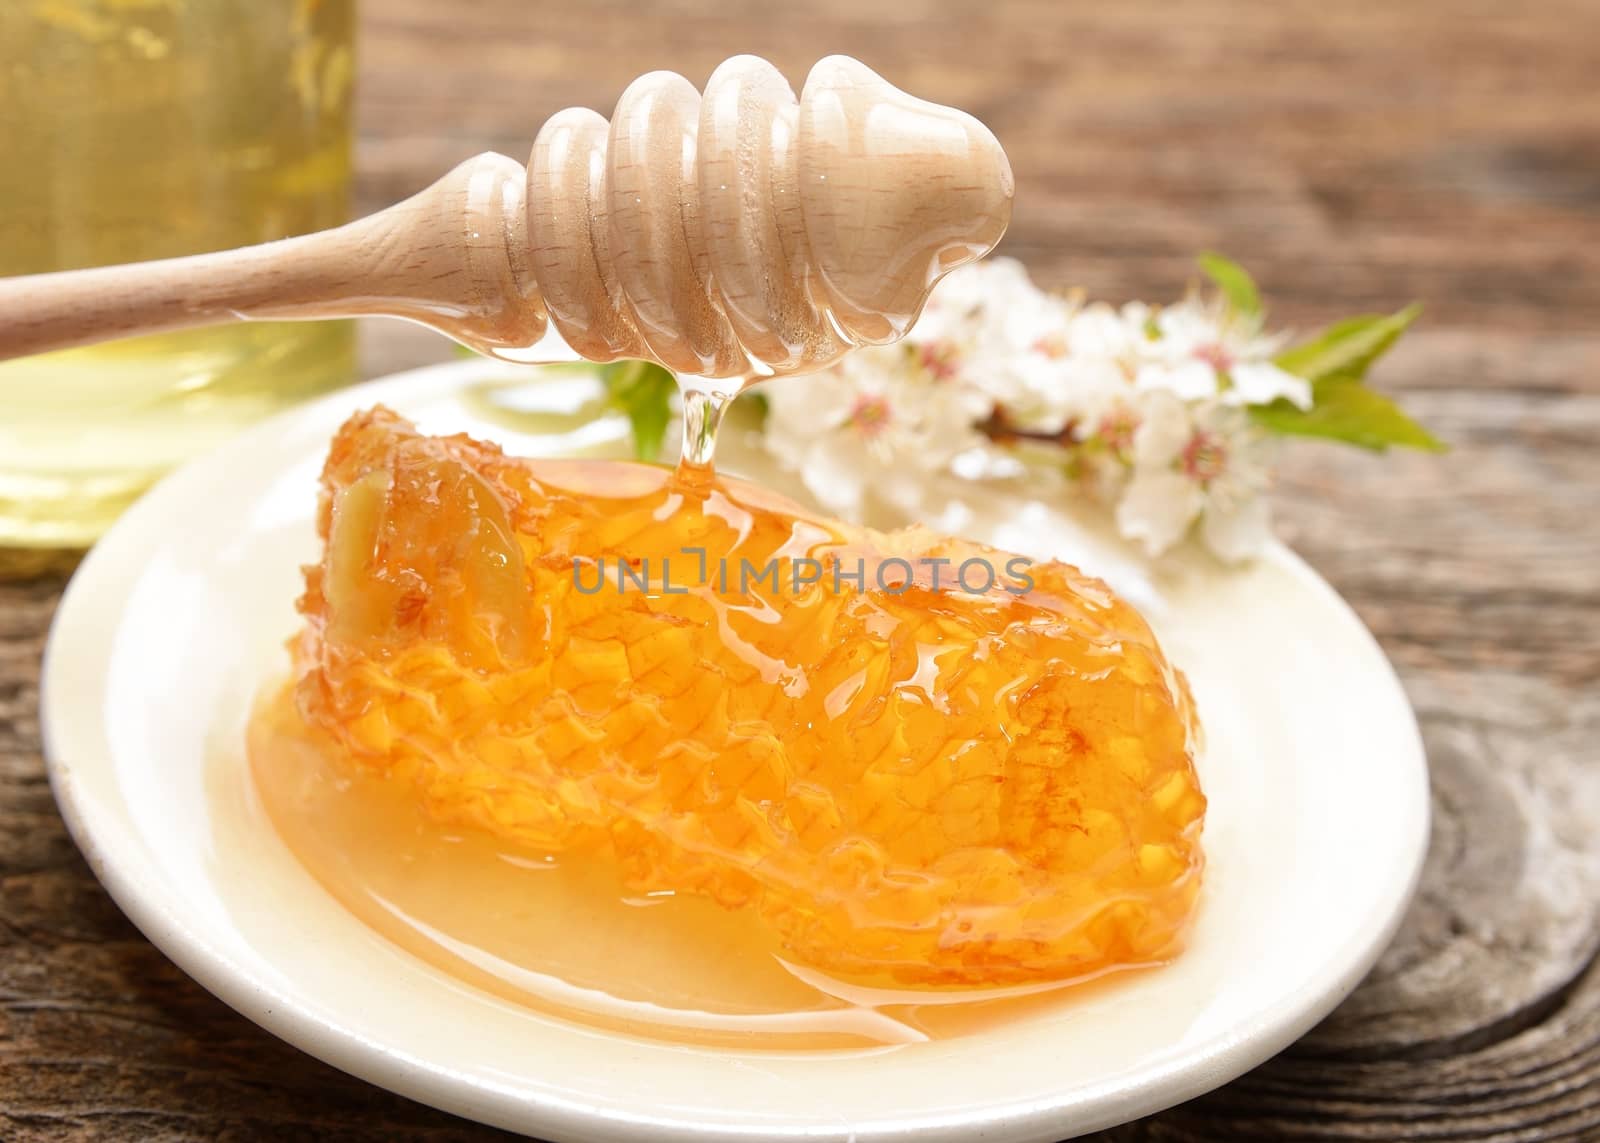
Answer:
287, 407, 1206, 987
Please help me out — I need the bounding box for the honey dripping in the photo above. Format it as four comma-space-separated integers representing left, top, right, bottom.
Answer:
248, 406, 1207, 1047
675, 383, 735, 479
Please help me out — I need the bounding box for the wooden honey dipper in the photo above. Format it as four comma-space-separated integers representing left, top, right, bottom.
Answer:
0, 55, 1012, 382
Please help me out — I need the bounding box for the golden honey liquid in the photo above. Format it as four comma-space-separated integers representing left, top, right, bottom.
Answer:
0, 0, 356, 554
248, 687, 1134, 1049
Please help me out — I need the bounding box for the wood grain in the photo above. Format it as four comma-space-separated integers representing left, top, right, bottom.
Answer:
4, 0, 1599, 1139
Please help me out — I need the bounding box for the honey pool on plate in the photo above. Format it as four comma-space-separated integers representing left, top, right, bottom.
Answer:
243, 407, 1206, 1048
250, 689, 1157, 1049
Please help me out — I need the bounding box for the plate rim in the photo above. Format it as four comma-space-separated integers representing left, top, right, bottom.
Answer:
42, 359, 1432, 1142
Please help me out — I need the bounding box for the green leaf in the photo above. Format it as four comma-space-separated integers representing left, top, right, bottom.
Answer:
1251, 375, 1445, 452
599, 359, 677, 461
1275, 304, 1421, 384
1198, 252, 1262, 318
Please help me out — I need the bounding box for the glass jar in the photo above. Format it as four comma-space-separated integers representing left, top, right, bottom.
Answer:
0, 0, 357, 558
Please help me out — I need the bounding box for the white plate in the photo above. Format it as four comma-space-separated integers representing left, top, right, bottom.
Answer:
43, 361, 1429, 1142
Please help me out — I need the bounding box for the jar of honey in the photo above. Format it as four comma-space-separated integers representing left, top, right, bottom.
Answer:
0, 0, 357, 561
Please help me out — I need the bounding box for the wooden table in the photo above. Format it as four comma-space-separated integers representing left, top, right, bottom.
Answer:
4, 1, 1598, 1138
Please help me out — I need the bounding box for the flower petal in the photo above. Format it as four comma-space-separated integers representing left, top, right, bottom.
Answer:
1136, 359, 1219, 401
763, 366, 857, 436
1154, 299, 1221, 351
1200, 492, 1272, 563
1116, 469, 1203, 556
1227, 362, 1312, 409
1131, 391, 1192, 466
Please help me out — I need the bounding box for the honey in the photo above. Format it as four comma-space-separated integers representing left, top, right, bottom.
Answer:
0, 0, 355, 549
248, 690, 1151, 1048
250, 406, 1205, 1019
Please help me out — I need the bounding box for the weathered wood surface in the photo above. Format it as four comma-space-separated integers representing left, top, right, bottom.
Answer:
3, 0, 1598, 1139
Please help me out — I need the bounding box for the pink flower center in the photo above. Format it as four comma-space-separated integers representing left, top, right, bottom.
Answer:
1098, 407, 1140, 455
1181, 429, 1228, 485
918, 341, 960, 381
1032, 333, 1069, 360
849, 394, 893, 438
1193, 342, 1235, 373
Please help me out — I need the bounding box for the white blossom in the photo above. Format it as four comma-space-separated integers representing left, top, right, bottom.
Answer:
1136, 296, 1312, 410
757, 258, 1306, 561
1116, 393, 1275, 562
762, 346, 989, 521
